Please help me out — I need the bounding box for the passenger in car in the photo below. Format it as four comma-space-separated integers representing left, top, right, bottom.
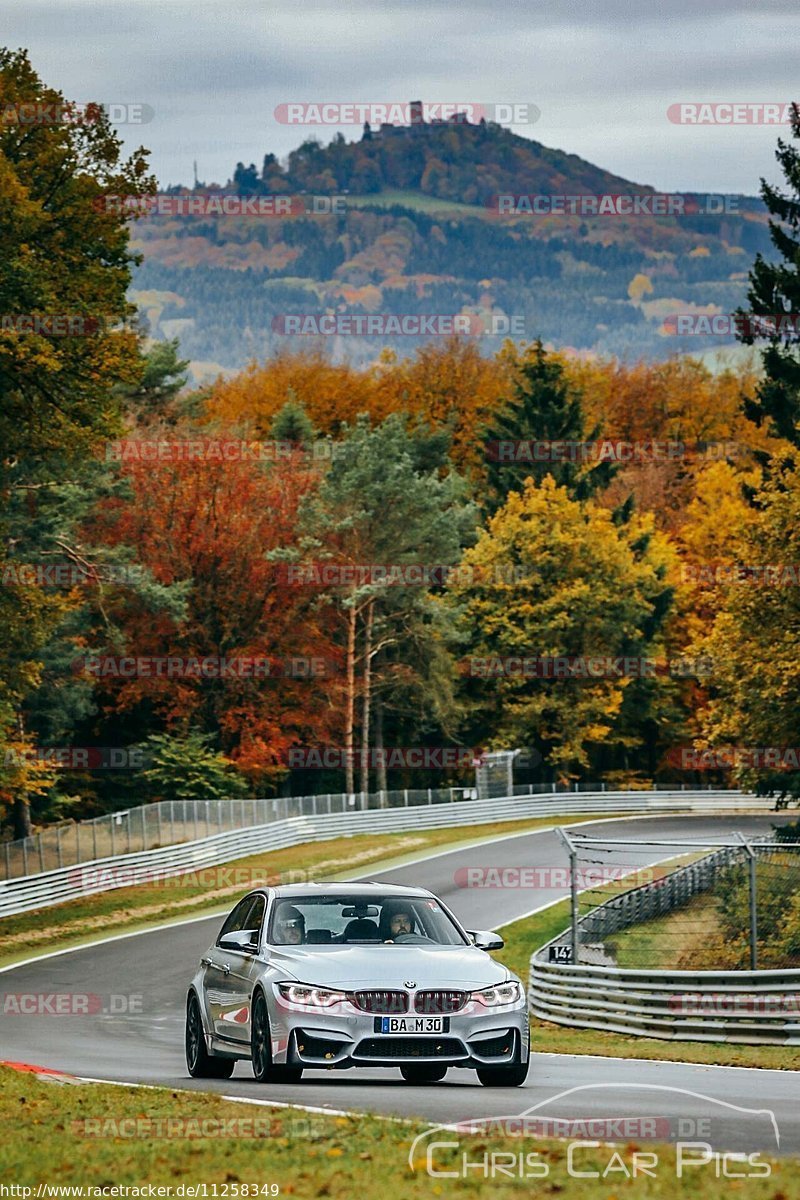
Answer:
274, 905, 306, 944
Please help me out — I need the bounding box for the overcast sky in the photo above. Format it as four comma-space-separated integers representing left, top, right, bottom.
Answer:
5, 0, 797, 194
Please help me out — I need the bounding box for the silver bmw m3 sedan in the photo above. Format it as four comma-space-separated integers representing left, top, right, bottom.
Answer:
185, 882, 530, 1086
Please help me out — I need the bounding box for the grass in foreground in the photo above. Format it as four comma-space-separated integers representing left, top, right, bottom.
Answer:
496, 901, 800, 1071
0, 812, 630, 968
0, 1065, 795, 1195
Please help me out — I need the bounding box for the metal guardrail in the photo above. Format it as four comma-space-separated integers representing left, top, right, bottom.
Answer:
528, 958, 800, 1044
529, 839, 800, 1044
0, 789, 762, 918
0, 781, 745, 881
2, 788, 465, 881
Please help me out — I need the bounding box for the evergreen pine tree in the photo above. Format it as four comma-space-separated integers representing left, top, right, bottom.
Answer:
737, 104, 800, 450
481, 339, 617, 515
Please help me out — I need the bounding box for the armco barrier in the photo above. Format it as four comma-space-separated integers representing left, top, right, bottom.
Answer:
0, 788, 766, 918
528, 957, 800, 1044
529, 836, 800, 1045
0, 781, 757, 881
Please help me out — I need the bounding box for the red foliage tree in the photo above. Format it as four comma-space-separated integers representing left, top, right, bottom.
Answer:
88, 441, 342, 783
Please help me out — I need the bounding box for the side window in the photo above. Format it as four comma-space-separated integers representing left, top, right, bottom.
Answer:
217, 896, 255, 944
243, 895, 266, 942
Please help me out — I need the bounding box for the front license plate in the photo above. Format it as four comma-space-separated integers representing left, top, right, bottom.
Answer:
380, 1016, 444, 1034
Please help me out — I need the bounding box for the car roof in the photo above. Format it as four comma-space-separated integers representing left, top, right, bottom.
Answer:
271, 882, 434, 899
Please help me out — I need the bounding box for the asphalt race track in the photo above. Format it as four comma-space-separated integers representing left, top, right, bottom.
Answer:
2, 813, 799, 1154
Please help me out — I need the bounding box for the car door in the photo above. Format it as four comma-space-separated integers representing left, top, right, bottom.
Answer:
205, 894, 267, 1044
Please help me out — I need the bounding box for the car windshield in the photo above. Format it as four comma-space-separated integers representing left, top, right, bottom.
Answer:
268, 894, 468, 946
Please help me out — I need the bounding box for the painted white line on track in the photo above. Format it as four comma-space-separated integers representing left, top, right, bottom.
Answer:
74, 1073, 414, 1124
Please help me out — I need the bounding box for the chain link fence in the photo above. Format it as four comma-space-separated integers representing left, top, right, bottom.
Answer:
554, 828, 800, 970
1, 780, 732, 881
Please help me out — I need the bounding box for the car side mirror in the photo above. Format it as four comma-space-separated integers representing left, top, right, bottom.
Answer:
469, 929, 504, 951
219, 930, 258, 953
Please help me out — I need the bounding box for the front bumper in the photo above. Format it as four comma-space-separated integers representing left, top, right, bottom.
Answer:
271, 994, 529, 1069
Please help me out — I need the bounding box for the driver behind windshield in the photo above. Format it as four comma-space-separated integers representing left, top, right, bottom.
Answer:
380, 902, 415, 942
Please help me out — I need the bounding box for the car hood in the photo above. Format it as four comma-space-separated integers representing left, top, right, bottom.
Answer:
265, 943, 516, 989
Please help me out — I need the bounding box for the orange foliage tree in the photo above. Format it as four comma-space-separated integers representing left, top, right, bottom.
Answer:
86, 441, 342, 784
203, 350, 387, 437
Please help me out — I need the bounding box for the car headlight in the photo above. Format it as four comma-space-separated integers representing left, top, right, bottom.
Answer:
276, 982, 348, 1008
470, 981, 523, 1006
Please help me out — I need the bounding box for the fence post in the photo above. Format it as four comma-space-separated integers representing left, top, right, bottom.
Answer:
170, 800, 176, 844
556, 827, 579, 965
76, 821, 81, 863
194, 801, 200, 841
404, 789, 409, 806
56, 824, 63, 869
156, 803, 163, 848
38, 834, 45, 873
111, 816, 116, 857
142, 805, 148, 851
92, 819, 98, 860
738, 834, 758, 971
22, 839, 29, 876
427, 788, 432, 805
126, 810, 131, 854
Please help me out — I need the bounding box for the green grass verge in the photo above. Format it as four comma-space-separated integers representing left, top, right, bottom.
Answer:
0, 1065, 796, 1194
609, 892, 720, 969
344, 188, 486, 214
496, 899, 800, 1070
0, 813, 632, 969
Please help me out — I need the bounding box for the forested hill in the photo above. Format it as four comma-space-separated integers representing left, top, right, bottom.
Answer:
228, 116, 643, 204
133, 116, 771, 378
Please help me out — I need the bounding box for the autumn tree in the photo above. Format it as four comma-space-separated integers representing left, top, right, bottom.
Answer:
566, 355, 766, 533
695, 454, 800, 801
448, 476, 678, 781
87, 438, 338, 786
204, 350, 383, 437
291, 414, 475, 793
0, 48, 155, 835
372, 337, 509, 475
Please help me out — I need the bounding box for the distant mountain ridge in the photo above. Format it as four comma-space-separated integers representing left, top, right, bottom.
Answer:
224, 113, 648, 206
134, 115, 771, 376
